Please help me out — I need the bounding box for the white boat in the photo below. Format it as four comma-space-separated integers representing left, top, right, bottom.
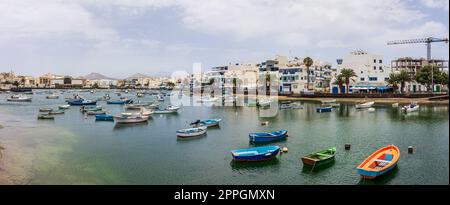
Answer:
58, 105, 71, 109
6, 95, 32, 102
157, 95, 165, 101
392, 103, 399, 108
39, 107, 53, 112
402, 103, 420, 113
153, 105, 180, 114
46, 93, 59, 99
113, 114, 149, 124
368, 108, 376, 112
176, 126, 207, 138
137, 93, 144, 97
139, 107, 154, 116
355, 101, 375, 109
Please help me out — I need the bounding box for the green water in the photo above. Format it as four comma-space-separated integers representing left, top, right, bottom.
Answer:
0, 90, 448, 185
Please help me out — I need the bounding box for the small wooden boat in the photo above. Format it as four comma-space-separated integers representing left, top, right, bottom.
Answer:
402, 103, 419, 113
301, 147, 336, 167
176, 126, 207, 138
95, 114, 114, 121
249, 130, 288, 143
322, 102, 340, 107
153, 105, 180, 114
368, 107, 376, 112
67, 99, 97, 106
355, 101, 375, 109
46, 94, 59, 99
257, 98, 272, 107
392, 103, 399, 108
81, 105, 102, 112
113, 114, 149, 124
231, 146, 280, 162
86, 110, 106, 115
39, 107, 53, 112
6, 95, 32, 102
280, 103, 293, 109
191, 118, 222, 127
37, 113, 54, 120
49, 109, 65, 115
357, 145, 400, 180
107, 99, 132, 104
58, 105, 71, 109
316, 106, 332, 113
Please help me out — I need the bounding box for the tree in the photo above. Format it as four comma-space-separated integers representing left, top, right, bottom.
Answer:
303, 57, 314, 90
92, 82, 99, 89
434, 71, 449, 93
339, 68, 357, 93
386, 72, 399, 93
332, 74, 345, 94
12, 81, 20, 88
415, 65, 433, 92
396, 70, 411, 93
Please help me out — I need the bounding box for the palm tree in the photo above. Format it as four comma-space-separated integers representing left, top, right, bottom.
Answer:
339, 68, 357, 93
303, 57, 314, 90
397, 70, 411, 93
332, 74, 345, 93
386, 73, 399, 93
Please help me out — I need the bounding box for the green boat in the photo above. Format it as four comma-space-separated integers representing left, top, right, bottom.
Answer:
49, 109, 65, 115
301, 147, 336, 167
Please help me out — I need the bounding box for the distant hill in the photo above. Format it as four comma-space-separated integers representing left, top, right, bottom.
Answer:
127, 73, 152, 80
82, 72, 117, 80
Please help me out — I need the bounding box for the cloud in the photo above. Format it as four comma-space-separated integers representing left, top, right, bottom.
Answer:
420, 0, 450, 10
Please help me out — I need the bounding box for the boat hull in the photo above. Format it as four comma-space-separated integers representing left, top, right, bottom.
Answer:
249, 132, 288, 143
113, 116, 148, 124
316, 107, 332, 113
357, 145, 400, 180
231, 146, 280, 162
302, 155, 335, 167
95, 114, 114, 121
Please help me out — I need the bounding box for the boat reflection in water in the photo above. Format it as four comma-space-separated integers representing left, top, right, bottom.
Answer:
230, 158, 280, 171
113, 121, 148, 130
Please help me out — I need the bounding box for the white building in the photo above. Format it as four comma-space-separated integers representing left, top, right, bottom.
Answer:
332, 50, 392, 93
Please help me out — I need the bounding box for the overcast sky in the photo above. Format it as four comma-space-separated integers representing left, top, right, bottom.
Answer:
0, 0, 448, 78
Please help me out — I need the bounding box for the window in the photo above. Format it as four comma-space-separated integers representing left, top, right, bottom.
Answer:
374, 66, 376, 70
369, 77, 378, 81
360, 77, 365, 81
361, 71, 363, 74
379, 66, 382, 70
374, 59, 376, 63
379, 60, 382, 63
384, 77, 389, 81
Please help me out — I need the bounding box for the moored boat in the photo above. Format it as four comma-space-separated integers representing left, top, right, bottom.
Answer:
46, 94, 59, 99
316, 106, 332, 113
49, 109, 65, 115
357, 145, 400, 180
39, 107, 53, 112
190, 118, 222, 127
107, 98, 132, 104
113, 114, 149, 124
6, 95, 32, 102
401, 103, 419, 113
86, 110, 106, 115
301, 147, 336, 167
95, 114, 114, 121
58, 105, 71, 109
231, 146, 280, 162
124, 103, 150, 109
249, 130, 288, 143
355, 101, 375, 109
368, 107, 376, 112
392, 103, 399, 108
67, 99, 97, 106
176, 126, 207, 138
81, 105, 102, 112
153, 105, 180, 114
37, 113, 54, 120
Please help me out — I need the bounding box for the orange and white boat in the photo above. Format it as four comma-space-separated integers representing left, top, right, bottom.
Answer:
357, 145, 400, 180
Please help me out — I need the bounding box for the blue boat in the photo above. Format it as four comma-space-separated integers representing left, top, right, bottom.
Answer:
316, 106, 332, 113
95, 114, 114, 121
249, 130, 288, 143
107, 99, 133, 104
190, 118, 222, 127
67, 99, 97, 106
231, 146, 280, 162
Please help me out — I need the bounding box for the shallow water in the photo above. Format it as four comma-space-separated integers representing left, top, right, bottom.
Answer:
0, 90, 448, 185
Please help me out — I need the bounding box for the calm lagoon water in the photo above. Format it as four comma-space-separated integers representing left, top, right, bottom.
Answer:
0, 90, 448, 185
